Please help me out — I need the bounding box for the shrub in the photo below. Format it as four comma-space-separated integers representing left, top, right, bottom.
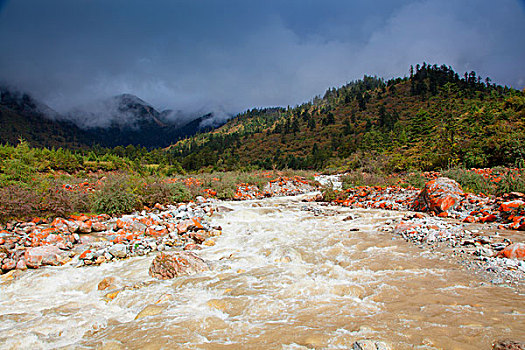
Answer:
321, 185, 338, 202
0, 184, 39, 222
137, 178, 175, 207
91, 176, 137, 215
341, 171, 399, 189
169, 182, 193, 202
37, 179, 91, 217
442, 168, 494, 195
495, 170, 525, 195
404, 173, 428, 189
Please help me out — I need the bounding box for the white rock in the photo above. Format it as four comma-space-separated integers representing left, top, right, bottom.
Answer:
109, 244, 127, 258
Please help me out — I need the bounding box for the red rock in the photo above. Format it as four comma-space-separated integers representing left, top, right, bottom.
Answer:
183, 243, 201, 251
499, 243, 525, 260
149, 251, 209, 279
191, 217, 204, 229
437, 212, 448, 218
45, 234, 65, 244
78, 221, 92, 233
479, 214, 497, 223
146, 227, 169, 237
91, 222, 107, 232
188, 232, 205, 244
412, 177, 463, 213
463, 216, 476, 223
24, 245, 65, 268
177, 220, 192, 234
499, 200, 525, 212
97, 277, 116, 290
78, 249, 92, 259
1, 258, 16, 271
67, 221, 80, 233
116, 218, 133, 230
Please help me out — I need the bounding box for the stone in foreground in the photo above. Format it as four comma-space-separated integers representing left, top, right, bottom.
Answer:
149, 251, 209, 280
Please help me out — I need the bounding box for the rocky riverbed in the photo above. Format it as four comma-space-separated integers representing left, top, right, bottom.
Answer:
327, 176, 525, 290
0, 175, 524, 349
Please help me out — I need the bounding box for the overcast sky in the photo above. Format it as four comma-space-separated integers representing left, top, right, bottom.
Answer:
1, 0, 524, 121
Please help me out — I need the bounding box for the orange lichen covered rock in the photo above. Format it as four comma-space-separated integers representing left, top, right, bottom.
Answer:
24, 245, 66, 268
412, 177, 463, 213
499, 243, 525, 260
149, 251, 209, 279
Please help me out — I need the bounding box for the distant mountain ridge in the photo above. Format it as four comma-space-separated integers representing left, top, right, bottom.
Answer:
0, 86, 223, 148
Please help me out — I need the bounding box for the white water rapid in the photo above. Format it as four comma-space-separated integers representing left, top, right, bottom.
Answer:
1, 194, 524, 349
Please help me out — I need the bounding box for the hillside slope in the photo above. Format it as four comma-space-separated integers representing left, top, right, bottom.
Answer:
169, 64, 525, 172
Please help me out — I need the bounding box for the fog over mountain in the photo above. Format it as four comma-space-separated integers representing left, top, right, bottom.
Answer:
0, 0, 524, 127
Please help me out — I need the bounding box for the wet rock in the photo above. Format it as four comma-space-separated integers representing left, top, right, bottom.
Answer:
108, 244, 127, 259
149, 251, 209, 280
135, 304, 165, 320
78, 221, 92, 233
1, 258, 16, 271
351, 340, 392, 350
492, 339, 525, 350
98, 277, 116, 290
16, 258, 27, 270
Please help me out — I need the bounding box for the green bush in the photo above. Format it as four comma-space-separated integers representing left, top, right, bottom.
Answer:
495, 171, 525, 195
137, 178, 175, 207
321, 185, 338, 202
404, 173, 428, 189
91, 176, 138, 214
341, 171, 399, 189
169, 182, 193, 202
442, 168, 494, 195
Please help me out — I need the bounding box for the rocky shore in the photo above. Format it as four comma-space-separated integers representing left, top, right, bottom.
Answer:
329, 176, 525, 288
2, 173, 524, 291
0, 176, 316, 280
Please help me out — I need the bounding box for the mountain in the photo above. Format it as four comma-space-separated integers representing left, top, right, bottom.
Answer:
168, 64, 525, 172
0, 86, 88, 148
0, 88, 222, 149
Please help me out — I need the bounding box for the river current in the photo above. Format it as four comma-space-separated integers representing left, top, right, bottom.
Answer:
1, 194, 524, 349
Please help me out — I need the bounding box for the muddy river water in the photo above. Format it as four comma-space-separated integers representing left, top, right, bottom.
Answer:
1, 195, 524, 349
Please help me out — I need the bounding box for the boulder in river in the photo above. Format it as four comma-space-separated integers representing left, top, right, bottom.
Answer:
149, 251, 209, 280
412, 177, 463, 213
351, 339, 392, 350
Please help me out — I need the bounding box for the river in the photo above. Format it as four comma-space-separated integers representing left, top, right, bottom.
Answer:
1, 194, 524, 349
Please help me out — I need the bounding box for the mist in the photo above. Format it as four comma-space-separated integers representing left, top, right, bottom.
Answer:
0, 0, 524, 127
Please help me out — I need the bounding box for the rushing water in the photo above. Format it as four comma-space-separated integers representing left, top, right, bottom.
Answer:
1, 195, 524, 349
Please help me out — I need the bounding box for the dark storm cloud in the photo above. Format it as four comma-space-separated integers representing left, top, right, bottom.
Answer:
0, 0, 524, 125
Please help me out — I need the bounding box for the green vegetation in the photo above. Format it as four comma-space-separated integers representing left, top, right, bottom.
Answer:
169, 63, 524, 172
1, 63, 524, 222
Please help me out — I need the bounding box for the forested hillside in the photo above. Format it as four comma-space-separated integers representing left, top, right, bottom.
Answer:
169, 64, 524, 172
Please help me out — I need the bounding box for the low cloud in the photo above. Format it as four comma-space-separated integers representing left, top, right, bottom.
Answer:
0, 0, 523, 127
